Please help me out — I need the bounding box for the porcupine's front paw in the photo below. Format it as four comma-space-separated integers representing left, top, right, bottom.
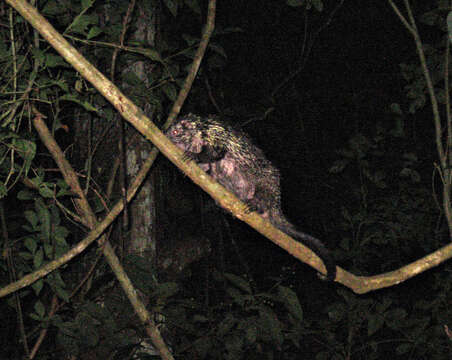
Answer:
182, 150, 198, 163
243, 199, 263, 214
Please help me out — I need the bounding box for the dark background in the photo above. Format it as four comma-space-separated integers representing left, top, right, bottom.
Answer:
1, 0, 450, 358
178, 0, 438, 277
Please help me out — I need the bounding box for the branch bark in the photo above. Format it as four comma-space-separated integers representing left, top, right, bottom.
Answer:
6, 0, 451, 307
3, 0, 336, 288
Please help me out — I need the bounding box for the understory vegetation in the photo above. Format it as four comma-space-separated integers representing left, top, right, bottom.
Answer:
1, 0, 452, 359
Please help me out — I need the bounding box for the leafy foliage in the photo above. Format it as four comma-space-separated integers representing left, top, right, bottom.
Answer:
329, 119, 440, 276
158, 273, 310, 359
1, 1, 452, 360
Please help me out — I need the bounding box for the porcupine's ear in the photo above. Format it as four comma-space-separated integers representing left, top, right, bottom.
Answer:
177, 119, 193, 130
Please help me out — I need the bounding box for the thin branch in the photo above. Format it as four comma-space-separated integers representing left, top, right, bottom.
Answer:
3, 0, 217, 357
445, 30, 451, 169
1, 200, 29, 357
5, 0, 338, 293
4, 0, 348, 290
29, 295, 58, 359
30, 107, 174, 359
271, 0, 345, 99
389, 0, 451, 231
166, 0, 217, 125
387, 0, 416, 37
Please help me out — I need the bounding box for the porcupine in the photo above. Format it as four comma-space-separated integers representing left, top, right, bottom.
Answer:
165, 113, 336, 281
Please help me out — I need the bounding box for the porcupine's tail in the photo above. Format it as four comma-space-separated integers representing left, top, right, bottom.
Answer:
272, 216, 336, 281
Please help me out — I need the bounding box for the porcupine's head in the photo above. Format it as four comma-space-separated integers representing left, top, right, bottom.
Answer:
166, 113, 206, 153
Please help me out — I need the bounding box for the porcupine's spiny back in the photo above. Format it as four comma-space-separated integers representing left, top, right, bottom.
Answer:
202, 116, 264, 168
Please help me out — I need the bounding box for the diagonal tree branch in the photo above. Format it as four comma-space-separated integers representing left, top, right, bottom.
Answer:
3, 0, 334, 286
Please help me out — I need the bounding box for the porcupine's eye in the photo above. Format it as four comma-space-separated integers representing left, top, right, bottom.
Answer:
170, 127, 181, 138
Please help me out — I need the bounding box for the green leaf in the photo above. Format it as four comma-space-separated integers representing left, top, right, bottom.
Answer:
390, 102, 403, 115
224, 335, 243, 356
42, 1, 68, 15
193, 314, 209, 323
70, 14, 99, 36
56, 179, 69, 189
329, 159, 349, 173
84, 302, 111, 321
164, 63, 180, 78
18, 251, 34, 260
207, 54, 226, 69
327, 302, 346, 322
35, 300, 45, 318
151, 282, 180, 300
53, 79, 69, 93
226, 286, 245, 306
14, 139, 36, 168
367, 314, 384, 336
17, 189, 34, 200
259, 305, 283, 346
32, 279, 43, 295
53, 226, 69, 243
55, 286, 70, 302
81, 0, 95, 10
399, 168, 421, 183
312, 0, 323, 12
163, 0, 178, 17
78, 314, 99, 347
87, 26, 103, 40
45, 54, 70, 68
184, 0, 201, 14
35, 199, 51, 241
421, 10, 441, 26
287, 0, 304, 7
337, 288, 357, 305
396, 343, 412, 355
182, 34, 198, 46
59, 94, 99, 113
24, 210, 38, 229
376, 297, 392, 313
316, 351, 330, 360
50, 204, 61, 226
448, 12, 452, 44
0, 183, 7, 198
217, 314, 236, 337
39, 184, 54, 199
44, 243, 53, 258
56, 324, 79, 355
30, 175, 44, 189
140, 48, 163, 62
24, 237, 37, 254
224, 273, 252, 294
29, 313, 43, 321
238, 319, 257, 343
56, 188, 75, 197
208, 43, 227, 59
162, 83, 177, 101
385, 308, 407, 321
34, 248, 44, 268
47, 271, 66, 289
277, 285, 303, 321
0, 131, 18, 141
339, 236, 350, 251
193, 337, 211, 358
